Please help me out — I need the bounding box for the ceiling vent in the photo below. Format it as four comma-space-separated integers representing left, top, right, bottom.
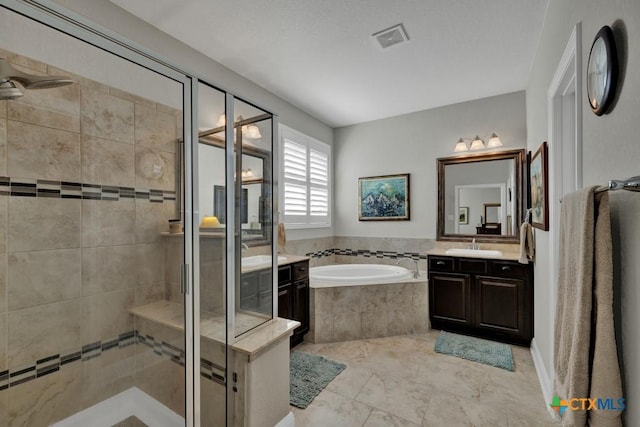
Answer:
372, 23, 409, 49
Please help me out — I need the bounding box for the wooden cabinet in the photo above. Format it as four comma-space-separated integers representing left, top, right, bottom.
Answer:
278, 259, 310, 347
428, 255, 533, 345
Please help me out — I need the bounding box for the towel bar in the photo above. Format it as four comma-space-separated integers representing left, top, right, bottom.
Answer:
596, 176, 640, 193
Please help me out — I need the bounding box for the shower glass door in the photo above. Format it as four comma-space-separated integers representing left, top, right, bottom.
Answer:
0, 2, 194, 425
195, 81, 229, 426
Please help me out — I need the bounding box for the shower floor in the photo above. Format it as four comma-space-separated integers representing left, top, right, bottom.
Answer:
51, 387, 183, 427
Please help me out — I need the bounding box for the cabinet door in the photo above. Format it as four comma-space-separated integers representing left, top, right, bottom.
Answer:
292, 280, 310, 334
278, 284, 292, 320
429, 273, 471, 326
476, 276, 525, 336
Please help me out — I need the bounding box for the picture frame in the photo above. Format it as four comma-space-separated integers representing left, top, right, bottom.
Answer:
358, 173, 410, 221
529, 141, 549, 230
458, 207, 469, 225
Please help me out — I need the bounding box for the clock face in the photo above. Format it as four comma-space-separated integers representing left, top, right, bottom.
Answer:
587, 37, 608, 109
586, 26, 617, 116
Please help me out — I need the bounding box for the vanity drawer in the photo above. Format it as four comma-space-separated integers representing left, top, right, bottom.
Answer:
489, 260, 527, 278
429, 256, 454, 272
278, 265, 292, 285
458, 258, 488, 274
292, 261, 309, 281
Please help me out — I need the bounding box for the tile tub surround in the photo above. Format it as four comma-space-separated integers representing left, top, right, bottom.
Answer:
309, 280, 429, 343
0, 49, 181, 426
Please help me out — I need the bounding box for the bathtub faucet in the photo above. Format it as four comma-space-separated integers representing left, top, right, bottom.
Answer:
396, 257, 420, 279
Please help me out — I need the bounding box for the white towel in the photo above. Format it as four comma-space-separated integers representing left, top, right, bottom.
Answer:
518, 221, 534, 264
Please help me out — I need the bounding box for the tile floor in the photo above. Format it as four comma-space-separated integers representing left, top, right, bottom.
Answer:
291, 331, 559, 426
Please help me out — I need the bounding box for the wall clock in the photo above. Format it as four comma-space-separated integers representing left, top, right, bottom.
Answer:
586, 25, 618, 116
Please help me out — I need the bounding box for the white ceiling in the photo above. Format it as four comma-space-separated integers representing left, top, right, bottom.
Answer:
111, 0, 549, 128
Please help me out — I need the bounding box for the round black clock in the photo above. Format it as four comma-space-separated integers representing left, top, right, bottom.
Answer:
586, 25, 618, 116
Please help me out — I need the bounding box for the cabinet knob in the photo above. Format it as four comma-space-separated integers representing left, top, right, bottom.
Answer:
436, 261, 446, 266
501, 266, 512, 272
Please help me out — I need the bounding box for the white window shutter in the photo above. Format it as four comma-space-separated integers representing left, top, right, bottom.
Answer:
280, 125, 331, 227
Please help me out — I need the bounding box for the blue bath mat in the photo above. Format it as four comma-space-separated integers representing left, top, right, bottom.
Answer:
434, 331, 514, 371
290, 352, 346, 409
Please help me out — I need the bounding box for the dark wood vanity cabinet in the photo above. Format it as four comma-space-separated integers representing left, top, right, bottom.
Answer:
278, 260, 310, 347
428, 255, 533, 345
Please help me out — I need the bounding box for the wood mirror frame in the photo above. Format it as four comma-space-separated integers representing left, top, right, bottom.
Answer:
437, 149, 526, 243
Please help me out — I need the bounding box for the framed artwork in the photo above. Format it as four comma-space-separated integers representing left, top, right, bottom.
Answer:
458, 207, 469, 225
358, 173, 410, 221
529, 141, 549, 230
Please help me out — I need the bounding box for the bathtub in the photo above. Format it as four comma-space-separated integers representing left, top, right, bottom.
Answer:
310, 263, 413, 287
308, 263, 429, 343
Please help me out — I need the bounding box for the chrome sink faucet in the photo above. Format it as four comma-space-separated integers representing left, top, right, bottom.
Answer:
241, 243, 249, 251
469, 238, 480, 250
396, 257, 420, 279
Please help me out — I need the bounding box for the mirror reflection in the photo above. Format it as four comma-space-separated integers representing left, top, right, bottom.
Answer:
437, 149, 525, 242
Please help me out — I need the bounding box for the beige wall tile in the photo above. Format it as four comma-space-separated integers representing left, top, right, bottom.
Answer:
7, 249, 81, 310
7, 120, 80, 182
0, 313, 6, 371
81, 245, 136, 296
81, 199, 135, 247
134, 104, 176, 153
0, 254, 5, 315
8, 198, 81, 252
135, 281, 164, 306
7, 82, 80, 131
81, 289, 135, 344
164, 235, 184, 304
135, 146, 175, 190
81, 135, 135, 187
201, 378, 226, 427
109, 87, 155, 108
134, 357, 185, 416
0, 50, 46, 73
362, 311, 388, 339
333, 311, 361, 341
0, 118, 6, 176
135, 200, 174, 243
136, 243, 164, 287
0, 100, 7, 118
0, 197, 6, 256
7, 363, 83, 427
80, 87, 134, 144
7, 299, 81, 369
82, 345, 135, 408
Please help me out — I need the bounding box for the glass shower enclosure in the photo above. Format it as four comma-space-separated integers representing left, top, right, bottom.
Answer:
0, 1, 277, 426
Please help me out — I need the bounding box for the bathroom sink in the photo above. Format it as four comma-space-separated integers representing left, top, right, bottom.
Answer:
445, 248, 503, 257
242, 255, 287, 268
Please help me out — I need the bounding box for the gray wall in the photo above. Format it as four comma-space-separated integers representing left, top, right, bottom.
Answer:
526, 0, 640, 422
334, 91, 527, 238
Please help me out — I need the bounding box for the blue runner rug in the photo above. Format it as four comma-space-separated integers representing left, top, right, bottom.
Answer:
434, 331, 514, 371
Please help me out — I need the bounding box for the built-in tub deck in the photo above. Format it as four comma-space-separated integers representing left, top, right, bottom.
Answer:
309, 264, 429, 343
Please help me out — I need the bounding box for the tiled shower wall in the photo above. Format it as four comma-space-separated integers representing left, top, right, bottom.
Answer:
0, 50, 179, 425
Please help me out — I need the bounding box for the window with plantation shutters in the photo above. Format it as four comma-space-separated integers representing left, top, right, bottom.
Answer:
280, 125, 331, 227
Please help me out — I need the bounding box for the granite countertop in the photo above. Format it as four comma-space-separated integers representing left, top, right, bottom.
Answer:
427, 247, 521, 261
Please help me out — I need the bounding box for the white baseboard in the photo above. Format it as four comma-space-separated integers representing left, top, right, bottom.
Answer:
274, 411, 295, 427
530, 338, 560, 421
52, 387, 183, 427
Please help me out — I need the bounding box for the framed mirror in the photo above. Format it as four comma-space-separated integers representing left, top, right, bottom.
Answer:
199, 128, 272, 247
437, 149, 526, 243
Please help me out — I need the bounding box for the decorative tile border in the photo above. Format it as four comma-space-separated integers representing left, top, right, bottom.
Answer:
305, 248, 427, 261
0, 176, 176, 203
0, 330, 224, 391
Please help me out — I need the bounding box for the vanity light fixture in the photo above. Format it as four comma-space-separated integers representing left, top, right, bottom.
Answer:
454, 138, 469, 152
454, 133, 503, 152
215, 113, 262, 139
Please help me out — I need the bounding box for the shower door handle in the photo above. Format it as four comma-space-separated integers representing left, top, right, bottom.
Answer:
180, 264, 190, 295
